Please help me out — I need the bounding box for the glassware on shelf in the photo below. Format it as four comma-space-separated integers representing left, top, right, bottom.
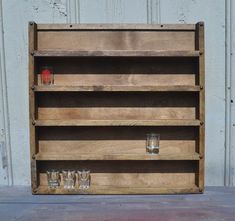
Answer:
62, 170, 76, 189
46, 170, 60, 188
78, 169, 90, 190
146, 133, 160, 154
40, 66, 54, 85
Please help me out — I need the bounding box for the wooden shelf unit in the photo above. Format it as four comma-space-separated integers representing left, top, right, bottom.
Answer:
29, 22, 205, 194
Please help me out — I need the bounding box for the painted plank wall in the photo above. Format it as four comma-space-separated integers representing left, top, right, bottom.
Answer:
0, 0, 232, 186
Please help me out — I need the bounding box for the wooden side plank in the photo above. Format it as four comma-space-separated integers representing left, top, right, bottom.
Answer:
29, 22, 37, 193
196, 22, 205, 192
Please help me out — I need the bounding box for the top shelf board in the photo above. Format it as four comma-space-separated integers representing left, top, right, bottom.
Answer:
37, 23, 197, 31
33, 50, 200, 58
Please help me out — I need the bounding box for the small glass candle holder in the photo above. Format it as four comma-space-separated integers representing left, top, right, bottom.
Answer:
78, 170, 90, 190
46, 170, 60, 189
62, 170, 76, 189
40, 66, 54, 85
146, 133, 160, 154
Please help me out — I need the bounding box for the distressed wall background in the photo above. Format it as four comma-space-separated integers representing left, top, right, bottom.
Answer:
0, 0, 234, 186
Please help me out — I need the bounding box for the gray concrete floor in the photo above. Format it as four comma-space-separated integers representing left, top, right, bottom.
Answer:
0, 187, 234, 221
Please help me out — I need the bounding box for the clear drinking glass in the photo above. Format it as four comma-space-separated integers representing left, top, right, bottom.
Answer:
62, 170, 76, 189
46, 170, 60, 188
146, 133, 160, 154
78, 170, 90, 190
40, 66, 54, 85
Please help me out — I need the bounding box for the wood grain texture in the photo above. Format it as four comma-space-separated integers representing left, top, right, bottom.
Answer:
35, 153, 200, 161
37, 31, 195, 51
28, 22, 37, 192
34, 85, 200, 92
35, 119, 201, 126
36, 56, 198, 86
34, 50, 200, 57
37, 24, 196, 31
196, 22, 205, 191
30, 23, 204, 194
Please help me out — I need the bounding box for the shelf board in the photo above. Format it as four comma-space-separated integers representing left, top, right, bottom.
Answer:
35, 153, 200, 161
34, 50, 200, 57
34, 119, 201, 127
34, 85, 200, 92
35, 185, 200, 194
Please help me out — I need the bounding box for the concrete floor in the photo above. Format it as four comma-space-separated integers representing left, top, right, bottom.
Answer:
0, 187, 234, 221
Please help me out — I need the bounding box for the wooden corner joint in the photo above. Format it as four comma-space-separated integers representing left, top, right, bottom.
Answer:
30, 50, 34, 56
200, 121, 204, 126
32, 188, 37, 194
32, 154, 36, 160
31, 85, 35, 91
32, 120, 36, 126
200, 85, 204, 90
199, 154, 204, 159
199, 187, 203, 192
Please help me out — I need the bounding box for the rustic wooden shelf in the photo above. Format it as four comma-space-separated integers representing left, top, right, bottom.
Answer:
35, 153, 200, 161
34, 85, 201, 92
29, 22, 205, 195
34, 119, 201, 127
34, 50, 200, 57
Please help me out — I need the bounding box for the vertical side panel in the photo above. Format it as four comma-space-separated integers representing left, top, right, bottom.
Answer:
196, 22, 205, 191
29, 22, 37, 192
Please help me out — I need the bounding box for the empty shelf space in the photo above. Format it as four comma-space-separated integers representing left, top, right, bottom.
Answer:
34, 85, 201, 92
34, 50, 200, 57
35, 153, 200, 161
34, 119, 201, 126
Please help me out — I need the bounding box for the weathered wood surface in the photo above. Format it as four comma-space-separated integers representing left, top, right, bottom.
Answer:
30, 23, 204, 194
35, 153, 200, 161
37, 23, 196, 30
34, 85, 200, 92
34, 50, 200, 57
0, 187, 234, 221
35, 119, 201, 126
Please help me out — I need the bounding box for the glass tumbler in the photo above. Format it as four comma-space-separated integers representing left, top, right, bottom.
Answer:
40, 66, 54, 85
78, 170, 90, 190
62, 170, 76, 189
146, 133, 160, 154
46, 170, 60, 188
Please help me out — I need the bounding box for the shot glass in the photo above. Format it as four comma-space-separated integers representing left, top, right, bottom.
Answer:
46, 170, 60, 189
62, 170, 76, 189
146, 133, 160, 154
78, 170, 90, 190
40, 66, 54, 85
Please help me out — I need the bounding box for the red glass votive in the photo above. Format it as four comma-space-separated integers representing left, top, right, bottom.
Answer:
40, 66, 53, 85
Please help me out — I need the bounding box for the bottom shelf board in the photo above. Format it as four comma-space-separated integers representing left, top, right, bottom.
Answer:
34, 185, 200, 195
